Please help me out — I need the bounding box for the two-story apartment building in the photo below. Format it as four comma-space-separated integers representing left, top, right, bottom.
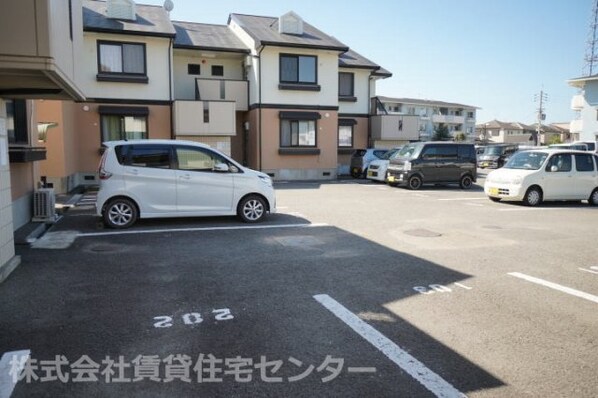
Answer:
568, 74, 598, 143
38, 3, 391, 187
373, 97, 478, 144
1, 0, 85, 282
38, 0, 175, 193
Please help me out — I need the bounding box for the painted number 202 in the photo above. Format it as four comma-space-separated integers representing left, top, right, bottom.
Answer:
413, 283, 472, 295
153, 309, 234, 328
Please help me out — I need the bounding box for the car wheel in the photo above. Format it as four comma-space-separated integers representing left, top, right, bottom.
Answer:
523, 186, 542, 207
238, 195, 267, 223
488, 197, 501, 202
459, 175, 473, 190
103, 198, 138, 229
408, 175, 422, 190
589, 189, 598, 206
362, 167, 368, 179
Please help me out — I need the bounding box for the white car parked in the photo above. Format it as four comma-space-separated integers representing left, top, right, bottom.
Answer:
96, 140, 276, 228
484, 149, 598, 206
366, 147, 403, 182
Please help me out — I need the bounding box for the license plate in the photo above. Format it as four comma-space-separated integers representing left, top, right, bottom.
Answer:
482, 162, 488, 167
352, 167, 359, 174
387, 176, 395, 182
489, 187, 498, 195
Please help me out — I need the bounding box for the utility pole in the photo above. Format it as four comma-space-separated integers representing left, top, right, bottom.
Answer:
534, 90, 548, 146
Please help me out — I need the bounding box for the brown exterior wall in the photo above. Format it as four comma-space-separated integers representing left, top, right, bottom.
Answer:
9, 163, 34, 200
230, 111, 245, 164
38, 101, 172, 189
246, 110, 260, 170
259, 108, 338, 171
337, 117, 368, 173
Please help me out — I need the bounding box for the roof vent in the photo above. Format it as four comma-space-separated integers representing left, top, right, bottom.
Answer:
278, 11, 303, 35
107, 0, 137, 21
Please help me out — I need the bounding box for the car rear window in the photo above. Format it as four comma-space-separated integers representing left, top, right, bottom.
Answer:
352, 150, 367, 157
575, 154, 595, 172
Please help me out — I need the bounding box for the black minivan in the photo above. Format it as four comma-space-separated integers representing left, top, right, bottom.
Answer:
386, 142, 477, 190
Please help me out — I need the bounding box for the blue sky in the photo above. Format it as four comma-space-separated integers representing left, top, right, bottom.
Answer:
142, 0, 591, 125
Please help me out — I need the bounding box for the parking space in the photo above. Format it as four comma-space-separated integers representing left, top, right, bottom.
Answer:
1, 179, 597, 396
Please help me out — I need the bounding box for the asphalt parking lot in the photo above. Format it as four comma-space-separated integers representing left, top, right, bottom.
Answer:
1, 175, 597, 397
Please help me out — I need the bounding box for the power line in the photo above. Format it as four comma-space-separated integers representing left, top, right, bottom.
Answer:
583, 0, 598, 76
533, 90, 548, 145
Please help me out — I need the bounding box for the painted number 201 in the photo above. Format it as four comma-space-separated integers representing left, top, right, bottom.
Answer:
413, 283, 472, 295
153, 309, 234, 328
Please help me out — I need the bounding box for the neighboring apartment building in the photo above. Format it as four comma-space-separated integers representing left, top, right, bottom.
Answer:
0, 0, 85, 282
475, 120, 567, 145
568, 74, 598, 143
373, 97, 478, 144
37, 3, 391, 188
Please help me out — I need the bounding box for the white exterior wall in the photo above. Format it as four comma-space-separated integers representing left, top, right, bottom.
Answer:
259, 47, 339, 106
228, 20, 259, 105
77, 32, 171, 100
338, 68, 371, 115
0, 99, 16, 277
173, 51, 245, 100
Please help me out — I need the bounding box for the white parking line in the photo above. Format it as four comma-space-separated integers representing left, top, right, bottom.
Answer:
579, 267, 598, 275
78, 223, 328, 238
508, 272, 598, 304
437, 197, 487, 201
0, 350, 30, 398
314, 294, 465, 398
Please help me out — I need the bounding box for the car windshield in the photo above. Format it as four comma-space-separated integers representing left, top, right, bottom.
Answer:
381, 148, 401, 160
504, 151, 548, 170
395, 144, 421, 159
483, 146, 504, 156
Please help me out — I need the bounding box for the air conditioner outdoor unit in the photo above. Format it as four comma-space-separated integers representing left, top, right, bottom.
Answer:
33, 188, 57, 222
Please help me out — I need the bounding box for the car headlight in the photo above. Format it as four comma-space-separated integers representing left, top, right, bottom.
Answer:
404, 161, 411, 171
258, 175, 273, 187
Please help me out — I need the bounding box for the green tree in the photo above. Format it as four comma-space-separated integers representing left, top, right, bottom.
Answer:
433, 124, 451, 141
454, 132, 467, 142
547, 135, 562, 145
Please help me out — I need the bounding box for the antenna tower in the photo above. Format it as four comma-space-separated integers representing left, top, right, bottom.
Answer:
583, 0, 598, 76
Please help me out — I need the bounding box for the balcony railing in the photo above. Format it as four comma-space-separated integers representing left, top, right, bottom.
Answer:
432, 114, 465, 124
196, 79, 248, 111
571, 95, 584, 111
173, 100, 236, 136
570, 119, 583, 133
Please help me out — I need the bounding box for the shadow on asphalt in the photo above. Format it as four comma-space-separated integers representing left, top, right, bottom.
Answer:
3, 219, 505, 396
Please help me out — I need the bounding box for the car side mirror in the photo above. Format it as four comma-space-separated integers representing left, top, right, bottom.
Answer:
550, 165, 558, 172
213, 163, 230, 172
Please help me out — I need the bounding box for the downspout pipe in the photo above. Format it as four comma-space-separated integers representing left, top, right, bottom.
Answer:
257, 45, 265, 171
168, 37, 174, 139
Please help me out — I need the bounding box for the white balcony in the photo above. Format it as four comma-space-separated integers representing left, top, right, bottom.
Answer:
570, 119, 583, 133
571, 94, 585, 111
196, 79, 248, 111
173, 100, 236, 136
371, 115, 420, 141
432, 114, 465, 124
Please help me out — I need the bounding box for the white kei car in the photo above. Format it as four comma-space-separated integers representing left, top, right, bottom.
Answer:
366, 147, 403, 182
97, 140, 276, 228
484, 149, 598, 206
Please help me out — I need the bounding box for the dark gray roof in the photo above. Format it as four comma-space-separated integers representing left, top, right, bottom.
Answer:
83, 0, 175, 37
228, 13, 349, 52
173, 21, 250, 53
377, 96, 479, 109
339, 49, 392, 77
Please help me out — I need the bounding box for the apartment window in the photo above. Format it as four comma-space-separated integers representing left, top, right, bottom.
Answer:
6, 99, 28, 144
339, 72, 354, 97
203, 102, 210, 123
467, 111, 474, 118
280, 54, 317, 84
188, 64, 201, 75
97, 41, 147, 82
281, 119, 317, 147
100, 107, 148, 142
211, 65, 224, 76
